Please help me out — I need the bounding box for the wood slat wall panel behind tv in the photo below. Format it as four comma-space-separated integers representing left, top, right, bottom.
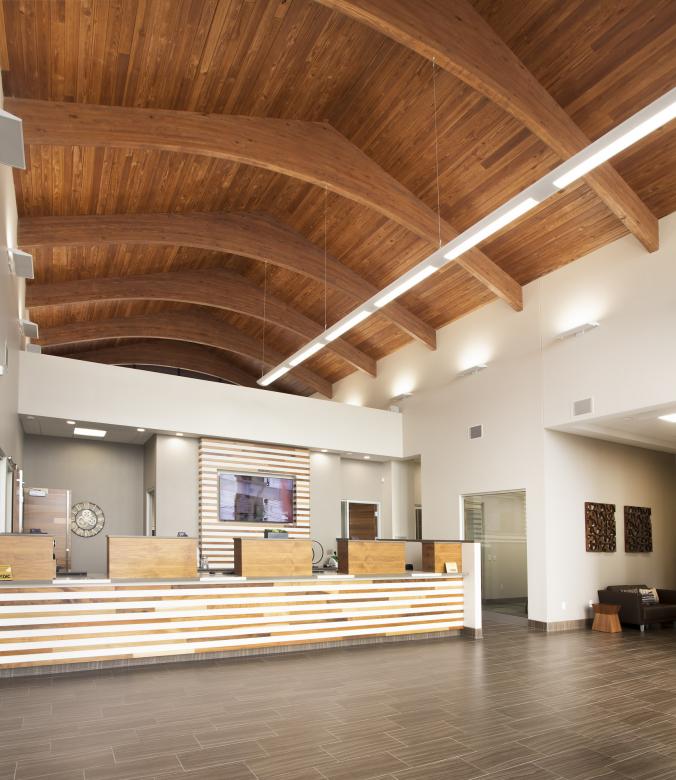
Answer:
199, 438, 311, 569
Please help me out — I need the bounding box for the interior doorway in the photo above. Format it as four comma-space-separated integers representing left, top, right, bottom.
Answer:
462, 490, 527, 620
341, 500, 380, 539
145, 489, 156, 536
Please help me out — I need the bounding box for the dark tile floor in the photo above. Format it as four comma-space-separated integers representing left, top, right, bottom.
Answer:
1, 614, 675, 780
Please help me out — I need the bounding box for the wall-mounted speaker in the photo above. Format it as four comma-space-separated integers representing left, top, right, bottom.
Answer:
20, 319, 39, 339
9, 249, 34, 279
0, 109, 26, 169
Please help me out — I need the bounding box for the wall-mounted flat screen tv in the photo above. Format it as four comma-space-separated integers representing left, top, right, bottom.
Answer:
218, 472, 295, 524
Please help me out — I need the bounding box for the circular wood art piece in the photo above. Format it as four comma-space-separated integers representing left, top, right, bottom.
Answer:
624, 506, 652, 553
585, 501, 616, 552
71, 501, 106, 538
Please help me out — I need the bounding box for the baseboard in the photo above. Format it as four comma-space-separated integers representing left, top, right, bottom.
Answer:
528, 618, 592, 632
0, 630, 462, 677
462, 626, 483, 639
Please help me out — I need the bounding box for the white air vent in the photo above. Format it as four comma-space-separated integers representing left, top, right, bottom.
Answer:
573, 397, 594, 416
469, 424, 483, 440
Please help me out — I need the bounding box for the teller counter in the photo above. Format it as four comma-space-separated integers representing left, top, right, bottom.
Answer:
107, 536, 198, 579
234, 538, 312, 577
0, 534, 56, 581
336, 539, 406, 575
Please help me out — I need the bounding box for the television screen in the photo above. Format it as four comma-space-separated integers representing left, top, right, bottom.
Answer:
218, 473, 295, 524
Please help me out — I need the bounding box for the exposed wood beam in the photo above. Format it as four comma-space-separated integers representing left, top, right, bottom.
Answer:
20, 211, 436, 349
26, 269, 376, 377
9, 97, 522, 310
37, 312, 333, 398
0, 3, 8, 71
61, 341, 262, 389
315, 0, 658, 253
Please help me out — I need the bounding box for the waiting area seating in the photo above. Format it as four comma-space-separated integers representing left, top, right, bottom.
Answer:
598, 585, 676, 631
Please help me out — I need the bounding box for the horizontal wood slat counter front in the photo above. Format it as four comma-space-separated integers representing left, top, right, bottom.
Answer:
337, 540, 406, 575
422, 542, 463, 574
107, 536, 198, 579
0, 535, 56, 581
233, 538, 312, 577
0, 575, 465, 674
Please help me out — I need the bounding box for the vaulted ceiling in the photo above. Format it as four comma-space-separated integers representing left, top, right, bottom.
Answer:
3, 0, 676, 397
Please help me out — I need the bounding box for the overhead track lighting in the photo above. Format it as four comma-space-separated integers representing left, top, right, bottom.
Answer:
257, 87, 676, 390
557, 322, 600, 340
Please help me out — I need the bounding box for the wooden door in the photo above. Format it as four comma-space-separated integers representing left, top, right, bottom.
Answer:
348, 503, 378, 540
23, 488, 71, 571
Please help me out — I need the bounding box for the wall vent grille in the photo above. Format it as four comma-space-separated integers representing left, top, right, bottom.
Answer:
573, 397, 594, 416
469, 424, 483, 440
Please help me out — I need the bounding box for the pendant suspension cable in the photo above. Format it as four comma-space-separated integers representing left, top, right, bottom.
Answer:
324, 184, 328, 331
432, 57, 442, 248
261, 260, 268, 377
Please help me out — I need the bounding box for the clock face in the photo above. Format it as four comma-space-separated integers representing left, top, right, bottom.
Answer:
71, 501, 105, 538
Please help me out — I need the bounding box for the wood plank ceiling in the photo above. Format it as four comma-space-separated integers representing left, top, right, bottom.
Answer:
3, 0, 676, 397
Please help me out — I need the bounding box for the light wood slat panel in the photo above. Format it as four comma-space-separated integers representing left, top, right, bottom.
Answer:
199, 438, 311, 569
0, 576, 464, 670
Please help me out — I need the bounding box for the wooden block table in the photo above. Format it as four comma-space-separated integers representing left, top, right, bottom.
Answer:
592, 602, 622, 633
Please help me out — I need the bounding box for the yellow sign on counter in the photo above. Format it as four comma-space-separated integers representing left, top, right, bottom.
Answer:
0, 565, 12, 580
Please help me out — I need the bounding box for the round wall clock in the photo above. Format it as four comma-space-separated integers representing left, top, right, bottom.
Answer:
71, 501, 105, 538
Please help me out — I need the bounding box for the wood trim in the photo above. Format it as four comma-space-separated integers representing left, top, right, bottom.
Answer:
10, 97, 522, 310
0, 576, 464, 670
26, 269, 376, 377
36, 312, 333, 398
63, 341, 261, 388
316, 0, 658, 253
233, 539, 313, 578
107, 537, 198, 579
20, 211, 436, 350
199, 439, 311, 569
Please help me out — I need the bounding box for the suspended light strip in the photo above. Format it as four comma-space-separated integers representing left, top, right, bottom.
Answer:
289, 341, 324, 366
258, 87, 676, 390
553, 89, 676, 189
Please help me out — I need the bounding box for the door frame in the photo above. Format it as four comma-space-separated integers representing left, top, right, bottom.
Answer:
341, 499, 381, 539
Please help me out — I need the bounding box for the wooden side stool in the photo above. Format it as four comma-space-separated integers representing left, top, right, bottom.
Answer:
592, 603, 622, 633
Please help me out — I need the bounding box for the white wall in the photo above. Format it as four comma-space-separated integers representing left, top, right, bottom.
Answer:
154, 435, 199, 538
545, 431, 676, 622
0, 78, 23, 464
309, 452, 342, 558
22, 435, 144, 574
18, 353, 403, 458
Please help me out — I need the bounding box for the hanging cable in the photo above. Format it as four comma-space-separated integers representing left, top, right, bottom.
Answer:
324, 184, 328, 331
432, 58, 442, 248
261, 261, 268, 377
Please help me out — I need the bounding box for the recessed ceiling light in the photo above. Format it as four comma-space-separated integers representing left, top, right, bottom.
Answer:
66, 420, 76, 425
137, 427, 146, 432
658, 413, 676, 423
176, 432, 184, 437
320, 449, 328, 453
73, 427, 106, 438
363, 455, 370, 460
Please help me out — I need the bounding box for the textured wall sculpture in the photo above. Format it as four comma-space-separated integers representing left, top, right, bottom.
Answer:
585, 502, 616, 552
624, 506, 652, 553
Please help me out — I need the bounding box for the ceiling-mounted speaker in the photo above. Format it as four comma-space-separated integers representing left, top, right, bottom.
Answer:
20, 319, 39, 339
25, 343, 42, 354
0, 109, 26, 169
469, 424, 483, 440
9, 249, 34, 279
573, 397, 593, 416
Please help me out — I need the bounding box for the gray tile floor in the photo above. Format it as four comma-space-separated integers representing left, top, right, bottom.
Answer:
0, 614, 675, 780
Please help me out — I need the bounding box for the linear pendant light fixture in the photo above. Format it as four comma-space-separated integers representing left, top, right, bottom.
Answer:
258, 87, 676, 389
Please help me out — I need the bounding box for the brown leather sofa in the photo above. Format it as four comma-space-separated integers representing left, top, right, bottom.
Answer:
598, 585, 676, 631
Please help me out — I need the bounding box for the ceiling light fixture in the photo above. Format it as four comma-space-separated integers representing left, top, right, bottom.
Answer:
363, 455, 370, 459
320, 448, 328, 453
457, 363, 488, 379
390, 392, 413, 403
289, 342, 324, 367
137, 427, 146, 432
73, 427, 106, 438
658, 413, 676, 423
66, 420, 76, 425
557, 321, 600, 340
324, 309, 372, 342
175, 432, 184, 437
553, 90, 676, 190
256, 87, 676, 390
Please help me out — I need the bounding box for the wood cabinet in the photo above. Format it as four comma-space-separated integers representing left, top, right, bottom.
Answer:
0, 534, 56, 580
107, 536, 198, 579
337, 539, 405, 575
421, 542, 463, 574
233, 538, 312, 577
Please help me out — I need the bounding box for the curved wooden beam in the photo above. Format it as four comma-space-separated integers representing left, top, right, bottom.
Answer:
20, 211, 435, 349
25, 269, 376, 377
60, 341, 262, 389
9, 97, 522, 310
315, 0, 658, 252
36, 312, 333, 398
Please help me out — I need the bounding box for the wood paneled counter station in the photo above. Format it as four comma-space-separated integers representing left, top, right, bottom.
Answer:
0, 534, 56, 581
421, 541, 463, 573
107, 536, 197, 579
0, 573, 465, 674
337, 539, 406, 575
234, 538, 312, 577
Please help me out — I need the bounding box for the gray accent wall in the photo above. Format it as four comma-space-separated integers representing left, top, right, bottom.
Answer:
22, 435, 144, 575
